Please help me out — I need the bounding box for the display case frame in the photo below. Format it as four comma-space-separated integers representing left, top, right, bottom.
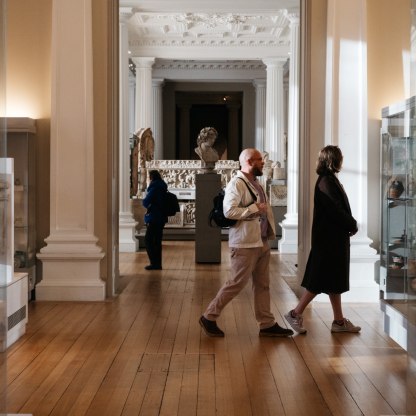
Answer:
380, 96, 416, 354
6, 117, 36, 297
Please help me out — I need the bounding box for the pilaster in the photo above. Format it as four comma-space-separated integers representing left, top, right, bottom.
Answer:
253, 79, 266, 152
133, 57, 155, 131
37, 0, 105, 301
119, 9, 137, 253
279, 14, 300, 254
152, 78, 165, 159
263, 57, 286, 166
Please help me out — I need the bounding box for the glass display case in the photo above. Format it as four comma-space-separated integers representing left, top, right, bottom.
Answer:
6, 118, 36, 297
380, 97, 416, 354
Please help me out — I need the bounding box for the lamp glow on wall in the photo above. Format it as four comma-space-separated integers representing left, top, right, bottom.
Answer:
6, 96, 41, 119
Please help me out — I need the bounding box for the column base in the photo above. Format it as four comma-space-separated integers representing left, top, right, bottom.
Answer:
119, 221, 138, 252
278, 221, 298, 253
37, 252, 105, 301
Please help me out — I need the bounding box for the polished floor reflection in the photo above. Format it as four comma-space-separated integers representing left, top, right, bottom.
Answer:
4, 241, 416, 415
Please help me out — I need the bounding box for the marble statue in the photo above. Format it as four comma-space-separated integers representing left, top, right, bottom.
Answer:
194, 127, 219, 170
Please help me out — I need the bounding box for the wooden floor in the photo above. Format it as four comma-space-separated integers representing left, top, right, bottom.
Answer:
4, 241, 416, 415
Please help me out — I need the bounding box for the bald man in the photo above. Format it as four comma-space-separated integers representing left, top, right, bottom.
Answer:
199, 148, 293, 337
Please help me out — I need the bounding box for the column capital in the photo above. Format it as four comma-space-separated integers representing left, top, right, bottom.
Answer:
152, 78, 165, 87
253, 78, 266, 89
132, 57, 155, 69
262, 57, 287, 68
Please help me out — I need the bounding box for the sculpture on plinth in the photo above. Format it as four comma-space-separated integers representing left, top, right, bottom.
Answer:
131, 127, 155, 197
194, 127, 219, 172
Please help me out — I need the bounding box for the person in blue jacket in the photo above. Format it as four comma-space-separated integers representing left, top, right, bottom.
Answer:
142, 170, 168, 270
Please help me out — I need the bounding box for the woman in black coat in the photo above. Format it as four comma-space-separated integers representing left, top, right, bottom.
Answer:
284, 145, 360, 334
142, 170, 168, 270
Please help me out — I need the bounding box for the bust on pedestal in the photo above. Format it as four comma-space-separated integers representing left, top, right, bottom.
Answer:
194, 127, 222, 262
194, 127, 219, 173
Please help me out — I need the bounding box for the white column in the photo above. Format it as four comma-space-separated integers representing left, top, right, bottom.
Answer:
119, 9, 137, 253
37, 0, 105, 301
263, 58, 286, 166
316, 0, 378, 302
152, 78, 164, 159
129, 73, 135, 137
253, 79, 266, 152
279, 15, 300, 254
133, 57, 155, 131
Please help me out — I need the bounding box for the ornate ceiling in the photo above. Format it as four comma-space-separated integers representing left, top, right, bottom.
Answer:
120, 1, 300, 61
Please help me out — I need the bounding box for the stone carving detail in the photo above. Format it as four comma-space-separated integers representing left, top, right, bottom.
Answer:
183, 202, 196, 225
131, 127, 154, 196
165, 202, 196, 227
143, 160, 239, 228
270, 184, 287, 207
145, 160, 239, 190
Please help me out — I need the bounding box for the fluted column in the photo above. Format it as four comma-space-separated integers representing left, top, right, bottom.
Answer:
133, 57, 155, 131
279, 15, 300, 254
118, 8, 137, 253
253, 79, 266, 152
129, 73, 135, 136
263, 58, 286, 166
152, 78, 164, 159
37, 0, 105, 300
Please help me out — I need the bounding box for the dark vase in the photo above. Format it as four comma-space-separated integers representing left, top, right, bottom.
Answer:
389, 180, 404, 198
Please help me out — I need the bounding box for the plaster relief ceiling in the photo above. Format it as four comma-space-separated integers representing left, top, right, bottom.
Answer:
121, 0, 300, 60
129, 12, 290, 46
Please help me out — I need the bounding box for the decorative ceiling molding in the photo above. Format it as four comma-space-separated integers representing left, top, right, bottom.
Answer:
126, 10, 294, 57
128, 11, 290, 40
153, 60, 266, 71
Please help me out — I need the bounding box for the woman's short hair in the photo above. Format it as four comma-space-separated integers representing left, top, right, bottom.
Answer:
148, 170, 162, 181
316, 145, 343, 174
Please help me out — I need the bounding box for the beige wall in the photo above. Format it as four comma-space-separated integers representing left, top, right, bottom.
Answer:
367, 0, 411, 115
6, 0, 52, 276
367, 0, 411, 248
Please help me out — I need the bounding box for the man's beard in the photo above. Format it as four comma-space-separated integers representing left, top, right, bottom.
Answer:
253, 167, 263, 177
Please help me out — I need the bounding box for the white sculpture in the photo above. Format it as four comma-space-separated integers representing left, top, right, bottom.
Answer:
194, 127, 219, 171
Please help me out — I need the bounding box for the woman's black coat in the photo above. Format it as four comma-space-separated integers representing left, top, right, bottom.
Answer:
142, 178, 168, 224
301, 171, 358, 294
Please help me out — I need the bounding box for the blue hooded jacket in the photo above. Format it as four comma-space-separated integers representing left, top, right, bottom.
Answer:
142, 178, 169, 224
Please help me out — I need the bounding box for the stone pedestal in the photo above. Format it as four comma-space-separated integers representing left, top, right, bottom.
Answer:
195, 173, 221, 263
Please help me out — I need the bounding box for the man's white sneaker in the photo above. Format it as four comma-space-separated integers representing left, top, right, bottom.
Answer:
284, 310, 307, 334
331, 318, 361, 333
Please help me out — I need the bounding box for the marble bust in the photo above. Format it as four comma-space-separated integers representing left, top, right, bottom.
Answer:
194, 127, 219, 167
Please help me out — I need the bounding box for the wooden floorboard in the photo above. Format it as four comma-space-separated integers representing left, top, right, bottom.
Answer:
4, 241, 416, 415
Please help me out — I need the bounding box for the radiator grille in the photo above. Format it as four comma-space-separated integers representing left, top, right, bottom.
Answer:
8, 306, 27, 331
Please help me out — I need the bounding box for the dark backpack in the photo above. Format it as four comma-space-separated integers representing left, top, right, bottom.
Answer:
209, 190, 238, 228
208, 178, 257, 228
164, 191, 180, 217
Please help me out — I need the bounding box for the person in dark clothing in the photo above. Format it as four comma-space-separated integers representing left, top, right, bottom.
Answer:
284, 145, 361, 334
142, 170, 168, 270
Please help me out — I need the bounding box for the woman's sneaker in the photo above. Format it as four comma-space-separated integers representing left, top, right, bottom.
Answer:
284, 310, 307, 334
331, 318, 361, 333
